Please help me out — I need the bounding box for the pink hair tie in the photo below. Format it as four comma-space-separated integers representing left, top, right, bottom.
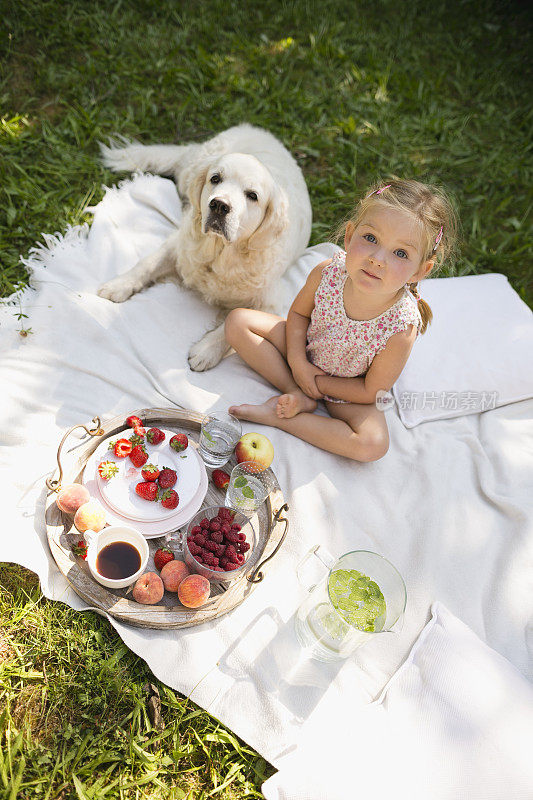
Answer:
366, 184, 391, 198
433, 225, 443, 251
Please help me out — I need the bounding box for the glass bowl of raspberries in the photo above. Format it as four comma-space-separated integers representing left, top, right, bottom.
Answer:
183, 506, 257, 582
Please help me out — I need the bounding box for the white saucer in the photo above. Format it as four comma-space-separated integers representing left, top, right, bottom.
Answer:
95, 428, 201, 522
83, 435, 208, 539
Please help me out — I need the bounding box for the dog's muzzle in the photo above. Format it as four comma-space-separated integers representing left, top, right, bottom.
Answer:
205, 197, 231, 239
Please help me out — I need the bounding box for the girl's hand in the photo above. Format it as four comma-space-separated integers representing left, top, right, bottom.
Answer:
291, 359, 327, 399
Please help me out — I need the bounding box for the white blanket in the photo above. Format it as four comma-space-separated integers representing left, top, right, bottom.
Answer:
1, 174, 531, 785
262, 602, 533, 800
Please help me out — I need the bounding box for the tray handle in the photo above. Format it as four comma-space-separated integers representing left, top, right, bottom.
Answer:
46, 417, 104, 492
247, 503, 289, 584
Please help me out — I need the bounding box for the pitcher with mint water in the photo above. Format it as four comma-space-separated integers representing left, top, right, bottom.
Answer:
295, 547, 407, 662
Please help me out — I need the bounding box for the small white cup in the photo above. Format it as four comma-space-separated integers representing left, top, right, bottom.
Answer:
84, 525, 149, 589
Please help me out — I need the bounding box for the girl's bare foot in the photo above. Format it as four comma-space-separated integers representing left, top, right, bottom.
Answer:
228, 396, 279, 425
276, 391, 317, 419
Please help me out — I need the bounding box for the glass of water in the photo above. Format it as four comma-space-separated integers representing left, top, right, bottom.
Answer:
199, 411, 242, 468
226, 461, 275, 514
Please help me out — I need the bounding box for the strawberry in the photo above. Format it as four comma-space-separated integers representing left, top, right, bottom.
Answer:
129, 433, 145, 448
169, 433, 188, 452
126, 415, 145, 436
97, 460, 119, 480
154, 547, 174, 571
141, 463, 160, 482
72, 540, 88, 560
135, 481, 158, 501
158, 467, 177, 489
212, 469, 230, 490
112, 438, 133, 458
160, 489, 179, 510
147, 427, 165, 445
129, 444, 148, 468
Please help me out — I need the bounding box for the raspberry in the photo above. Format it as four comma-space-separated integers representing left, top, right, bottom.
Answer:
225, 531, 239, 544
225, 544, 237, 559
191, 525, 202, 536
209, 519, 221, 532
218, 507, 230, 518
204, 553, 215, 566
238, 532, 246, 542
189, 543, 201, 556
200, 518, 210, 529
231, 524, 241, 532
205, 540, 217, 553
215, 544, 226, 558
211, 557, 219, 567
194, 533, 206, 546
239, 541, 251, 553
220, 559, 230, 571
220, 523, 231, 535
236, 553, 245, 565
211, 531, 223, 544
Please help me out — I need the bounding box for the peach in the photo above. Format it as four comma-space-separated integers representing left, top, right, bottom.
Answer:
160, 560, 191, 592
132, 572, 164, 604
178, 574, 210, 608
73, 499, 106, 533
56, 483, 91, 515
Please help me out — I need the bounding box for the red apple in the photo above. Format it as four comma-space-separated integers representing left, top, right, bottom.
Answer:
235, 432, 274, 468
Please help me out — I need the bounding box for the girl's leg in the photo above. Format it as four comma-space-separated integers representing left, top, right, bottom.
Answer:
225, 308, 316, 416
228, 397, 389, 462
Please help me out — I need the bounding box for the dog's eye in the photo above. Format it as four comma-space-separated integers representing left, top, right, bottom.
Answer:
246, 191, 258, 202
210, 174, 221, 184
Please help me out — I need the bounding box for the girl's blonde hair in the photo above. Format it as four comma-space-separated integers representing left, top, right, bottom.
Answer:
336, 179, 459, 334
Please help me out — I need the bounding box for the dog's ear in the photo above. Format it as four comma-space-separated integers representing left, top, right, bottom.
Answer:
185, 159, 211, 222
247, 184, 289, 251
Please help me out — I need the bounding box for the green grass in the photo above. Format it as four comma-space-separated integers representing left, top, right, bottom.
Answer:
0, 0, 532, 795
1, 0, 532, 301
0, 564, 273, 799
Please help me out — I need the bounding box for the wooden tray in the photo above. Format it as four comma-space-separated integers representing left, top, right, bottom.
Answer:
45, 408, 289, 628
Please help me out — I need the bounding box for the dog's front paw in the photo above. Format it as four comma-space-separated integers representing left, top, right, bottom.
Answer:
188, 331, 228, 372
97, 278, 136, 303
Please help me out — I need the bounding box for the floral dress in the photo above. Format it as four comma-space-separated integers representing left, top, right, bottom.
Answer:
306, 250, 421, 403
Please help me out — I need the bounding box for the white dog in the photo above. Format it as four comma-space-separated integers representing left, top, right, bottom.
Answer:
98, 124, 312, 371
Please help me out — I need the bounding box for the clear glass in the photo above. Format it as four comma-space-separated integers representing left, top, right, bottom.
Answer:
294, 548, 407, 662
225, 461, 275, 514
198, 412, 242, 468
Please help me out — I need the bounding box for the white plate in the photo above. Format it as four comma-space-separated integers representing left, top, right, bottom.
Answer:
83, 442, 209, 539
95, 429, 201, 522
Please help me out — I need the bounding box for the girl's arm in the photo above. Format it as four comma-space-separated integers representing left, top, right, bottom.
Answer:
286, 260, 330, 369
315, 325, 418, 404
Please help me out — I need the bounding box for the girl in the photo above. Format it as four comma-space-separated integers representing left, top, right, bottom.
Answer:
225, 180, 457, 461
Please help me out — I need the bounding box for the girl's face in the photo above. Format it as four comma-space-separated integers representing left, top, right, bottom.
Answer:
344, 205, 434, 297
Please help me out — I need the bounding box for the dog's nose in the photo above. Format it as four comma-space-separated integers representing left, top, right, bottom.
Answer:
209, 198, 231, 216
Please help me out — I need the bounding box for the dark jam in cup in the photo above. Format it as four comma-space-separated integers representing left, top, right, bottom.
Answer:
96, 542, 141, 580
